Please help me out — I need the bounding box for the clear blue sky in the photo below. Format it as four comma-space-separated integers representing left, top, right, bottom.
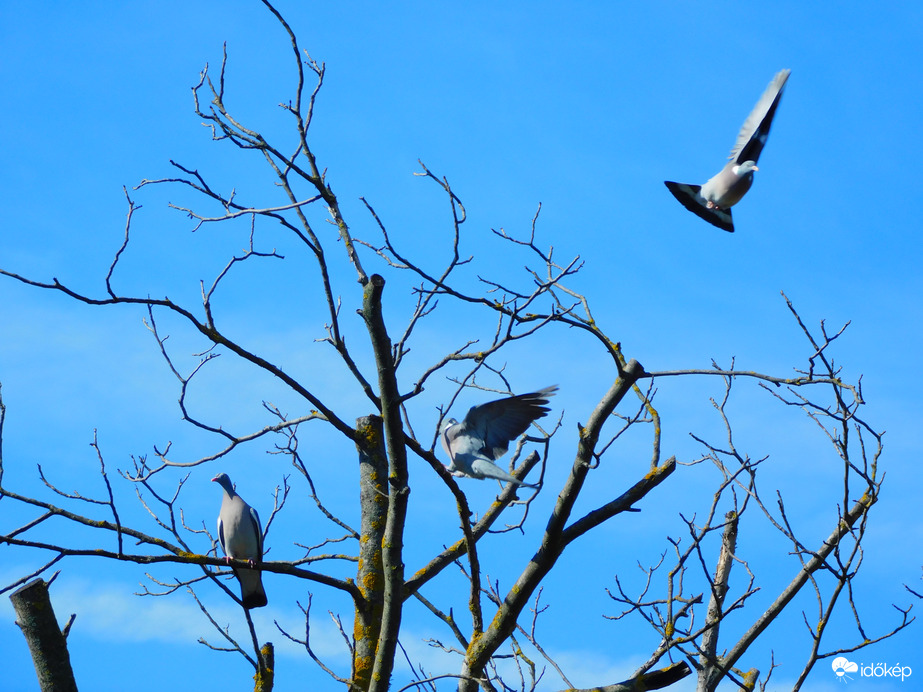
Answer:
1, 2, 920, 690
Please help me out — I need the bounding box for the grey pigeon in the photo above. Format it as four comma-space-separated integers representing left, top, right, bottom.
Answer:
440, 386, 557, 487
665, 69, 790, 232
212, 473, 268, 609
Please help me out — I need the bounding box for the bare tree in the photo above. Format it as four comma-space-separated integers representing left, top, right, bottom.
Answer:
0, 3, 912, 691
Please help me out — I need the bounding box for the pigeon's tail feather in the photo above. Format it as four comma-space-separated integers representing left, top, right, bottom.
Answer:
234, 568, 268, 609
243, 590, 268, 609
664, 181, 734, 233
665, 181, 701, 196
470, 458, 535, 487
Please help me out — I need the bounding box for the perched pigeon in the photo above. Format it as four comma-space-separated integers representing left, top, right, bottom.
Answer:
212, 473, 268, 609
665, 69, 791, 232
440, 386, 557, 487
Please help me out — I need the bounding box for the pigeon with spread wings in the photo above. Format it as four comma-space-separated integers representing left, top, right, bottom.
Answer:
440, 386, 557, 487
665, 69, 790, 233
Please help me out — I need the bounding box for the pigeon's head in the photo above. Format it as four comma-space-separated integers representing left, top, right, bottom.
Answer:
733, 161, 759, 177
439, 419, 460, 461
212, 473, 234, 495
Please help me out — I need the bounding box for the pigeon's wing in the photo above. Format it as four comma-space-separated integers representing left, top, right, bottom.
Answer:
248, 506, 264, 561
463, 386, 557, 460
469, 458, 537, 488
216, 516, 227, 556
664, 182, 734, 233
729, 69, 790, 165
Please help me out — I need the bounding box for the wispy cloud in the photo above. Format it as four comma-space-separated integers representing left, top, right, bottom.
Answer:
0, 570, 349, 665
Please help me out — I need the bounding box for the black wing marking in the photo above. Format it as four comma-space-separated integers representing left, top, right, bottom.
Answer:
731, 69, 790, 165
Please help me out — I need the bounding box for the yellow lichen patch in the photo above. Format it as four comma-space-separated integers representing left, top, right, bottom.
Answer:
253, 669, 274, 692
487, 611, 505, 632
361, 571, 381, 592
359, 423, 381, 448
741, 668, 759, 690
468, 631, 483, 649
644, 463, 671, 481
353, 622, 375, 642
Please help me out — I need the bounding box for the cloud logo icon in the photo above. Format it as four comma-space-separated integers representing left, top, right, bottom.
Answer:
832, 657, 859, 681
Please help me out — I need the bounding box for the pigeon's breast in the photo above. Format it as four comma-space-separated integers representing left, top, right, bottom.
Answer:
722, 172, 754, 208
222, 503, 258, 558
701, 166, 754, 209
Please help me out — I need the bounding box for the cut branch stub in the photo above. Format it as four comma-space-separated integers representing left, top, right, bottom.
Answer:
353, 414, 388, 689
10, 578, 79, 692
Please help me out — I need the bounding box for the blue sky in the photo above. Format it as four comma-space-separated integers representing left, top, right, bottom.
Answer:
1, 2, 921, 690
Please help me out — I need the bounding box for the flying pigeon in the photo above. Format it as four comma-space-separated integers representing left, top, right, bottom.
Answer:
212, 473, 268, 609
665, 69, 790, 232
440, 386, 557, 487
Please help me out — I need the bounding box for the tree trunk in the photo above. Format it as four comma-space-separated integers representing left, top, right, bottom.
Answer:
10, 577, 79, 692
361, 274, 409, 692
